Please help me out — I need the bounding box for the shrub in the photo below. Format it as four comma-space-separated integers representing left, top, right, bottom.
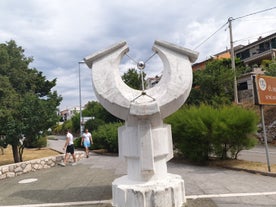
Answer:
93, 122, 123, 153
85, 118, 105, 131
166, 105, 217, 162
165, 104, 259, 162
212, 105, 258, 159
52, 124, 63, 134
73, 137, 82, 148
29, 136, 47, 149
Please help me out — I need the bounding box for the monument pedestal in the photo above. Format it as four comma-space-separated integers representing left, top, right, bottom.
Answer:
112, 174, 185, 207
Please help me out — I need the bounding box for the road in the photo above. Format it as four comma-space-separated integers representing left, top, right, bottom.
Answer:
238, 144, 276, 164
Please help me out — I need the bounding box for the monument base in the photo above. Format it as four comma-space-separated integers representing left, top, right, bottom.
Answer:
112, 173, 186, 207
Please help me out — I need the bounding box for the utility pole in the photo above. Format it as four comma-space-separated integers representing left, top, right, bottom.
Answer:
228, 17, 239, 104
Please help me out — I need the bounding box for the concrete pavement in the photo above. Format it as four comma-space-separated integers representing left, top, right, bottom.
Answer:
1, 140, 276, 206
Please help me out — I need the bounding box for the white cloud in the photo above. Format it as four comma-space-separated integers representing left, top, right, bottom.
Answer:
0, 0, 275, 109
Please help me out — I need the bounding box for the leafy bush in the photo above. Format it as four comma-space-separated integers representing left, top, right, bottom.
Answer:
28, 136, 47, 149
85, 118, 105, 131
93, 122, 123, 153
165, 104, 259, 162
212, 105, 258, 159
73, 136, 82, 148
166, 105, 216, 162
52, 124, 63, 134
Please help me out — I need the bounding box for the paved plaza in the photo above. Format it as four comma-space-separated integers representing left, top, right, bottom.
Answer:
0, 139, 276, 207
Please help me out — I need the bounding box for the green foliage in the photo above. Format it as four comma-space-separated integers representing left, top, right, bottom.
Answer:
121, 68, 146, 90
73, 137, 82, 148
83, 101, 122, 124
262, 60, 276, 77
52, 124, 63, 135
211, 105, 258, 159
85, 118, 105, 132
0, 40, 62, 162
0, 136, 8, 148
187, 58, 246, 106
93, 122, 123, 153
31, 136, 47, 149
62, 120, 73, 133
166, 105, 216, 162
71, 113, 80, 134
165, 104, 258, 162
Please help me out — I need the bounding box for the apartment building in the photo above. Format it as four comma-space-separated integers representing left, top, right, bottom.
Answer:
192, 49, 231, 71
235, 32, 276, 103
235, 32, 276, 67
59, 106, 81, 121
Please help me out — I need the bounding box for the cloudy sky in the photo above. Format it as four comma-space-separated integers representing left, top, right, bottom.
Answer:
0, 0, 275, 110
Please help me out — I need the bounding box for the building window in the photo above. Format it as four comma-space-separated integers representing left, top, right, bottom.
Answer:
271, 38, 276, 49
259, 41, 270, 53
238, 82, 248, 91
237, 49, 250, 60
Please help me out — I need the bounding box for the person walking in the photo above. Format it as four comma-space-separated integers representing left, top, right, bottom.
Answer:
61, 129, 77, 166
81, 128, 93, 158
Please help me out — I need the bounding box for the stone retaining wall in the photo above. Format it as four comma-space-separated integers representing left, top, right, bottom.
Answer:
0, 152, 85, 180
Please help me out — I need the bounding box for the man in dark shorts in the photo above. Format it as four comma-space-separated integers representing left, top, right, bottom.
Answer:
61, 129, 76, 166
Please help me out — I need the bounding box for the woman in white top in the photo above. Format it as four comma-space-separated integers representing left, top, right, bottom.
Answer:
81, 128, 93, 158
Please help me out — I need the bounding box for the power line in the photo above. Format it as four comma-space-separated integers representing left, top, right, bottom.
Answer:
193, 21, 228, 50
233, 6, 276, 21
193, 6, 276, 50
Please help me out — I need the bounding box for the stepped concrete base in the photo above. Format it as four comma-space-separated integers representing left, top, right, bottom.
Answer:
112, 173, 185, 207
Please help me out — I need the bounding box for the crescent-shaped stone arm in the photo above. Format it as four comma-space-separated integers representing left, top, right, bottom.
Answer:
145, 40, 199, 118
84, 41, 141, 120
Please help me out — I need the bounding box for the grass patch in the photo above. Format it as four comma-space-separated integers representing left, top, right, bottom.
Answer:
0, 145, 61, 166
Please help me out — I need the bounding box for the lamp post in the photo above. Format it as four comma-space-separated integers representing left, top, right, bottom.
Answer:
78, 61, 85, 137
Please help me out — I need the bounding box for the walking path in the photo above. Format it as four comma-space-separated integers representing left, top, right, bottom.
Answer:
1, 139, 276, 206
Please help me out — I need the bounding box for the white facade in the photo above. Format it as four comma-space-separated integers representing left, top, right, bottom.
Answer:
60, 106, 82, 121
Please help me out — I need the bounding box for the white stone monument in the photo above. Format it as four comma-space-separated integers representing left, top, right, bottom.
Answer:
84, 40, 198, 207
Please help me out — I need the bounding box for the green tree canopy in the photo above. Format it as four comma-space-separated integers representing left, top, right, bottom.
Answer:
187, 58, 237, 106
0, 40, 62, 162
121, 68, 146, 90
84, 101, 122, 129
262, 60, 276, 77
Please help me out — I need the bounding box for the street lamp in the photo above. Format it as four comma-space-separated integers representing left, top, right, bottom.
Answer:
78, 61, 85, 137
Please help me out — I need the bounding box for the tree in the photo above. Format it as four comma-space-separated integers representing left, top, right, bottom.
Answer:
83, 101, 121, 123
69, 101, 122, 136
262, 60, 276, 77
187, 59, 236, 106
121, 68, 146, 90
0, 76, 18, 155
0, 40, 62, 163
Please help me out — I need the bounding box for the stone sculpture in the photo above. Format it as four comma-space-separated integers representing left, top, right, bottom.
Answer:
84, 40, 198, 207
